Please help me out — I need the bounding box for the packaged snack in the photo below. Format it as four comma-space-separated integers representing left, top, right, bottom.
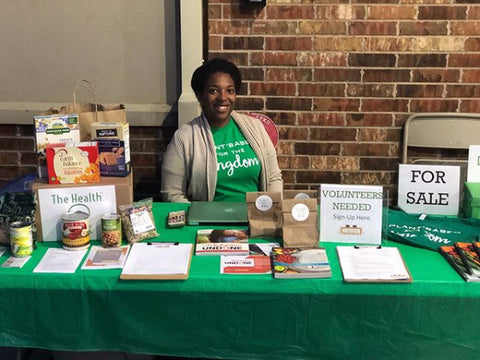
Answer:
119, 198, 159, 244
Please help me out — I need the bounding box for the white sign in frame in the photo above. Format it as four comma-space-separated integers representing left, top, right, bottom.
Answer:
38, 185, 116, 242
397, 164, 460, 215
319, 184, 383, 245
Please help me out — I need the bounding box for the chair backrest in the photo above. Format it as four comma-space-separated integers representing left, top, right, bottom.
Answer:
402, 112, 480, 164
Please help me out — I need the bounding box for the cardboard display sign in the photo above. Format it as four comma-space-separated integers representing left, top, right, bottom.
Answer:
37, 185, 116, 242
319, 184, 383, 245
398, 164, 460, 215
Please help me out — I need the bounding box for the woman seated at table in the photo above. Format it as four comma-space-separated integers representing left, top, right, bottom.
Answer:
161, 58, 283, 202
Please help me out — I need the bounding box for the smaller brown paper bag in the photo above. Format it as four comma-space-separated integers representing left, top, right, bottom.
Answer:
246, 192, 283, 238
282, 198, 319, 248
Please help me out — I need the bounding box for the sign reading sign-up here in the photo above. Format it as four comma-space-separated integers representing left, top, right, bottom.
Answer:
398, 164, 460, 215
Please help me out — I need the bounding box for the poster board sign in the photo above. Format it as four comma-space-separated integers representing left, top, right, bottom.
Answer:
398, 164, 460, 215
467, 145, 480, 182
319, 184, 383, 245
38, 185, 116, 242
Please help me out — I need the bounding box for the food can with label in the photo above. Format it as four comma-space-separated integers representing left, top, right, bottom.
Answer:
101, 213, 122, 247
62, 211, 90, 250
9, 221, 34, 257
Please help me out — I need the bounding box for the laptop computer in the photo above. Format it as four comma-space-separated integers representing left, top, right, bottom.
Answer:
186, 201, 248, 225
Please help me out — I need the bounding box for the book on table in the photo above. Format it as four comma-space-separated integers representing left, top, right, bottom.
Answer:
271, 247, 331, 279
195, 229, 249, 256
439, 244, 480, 282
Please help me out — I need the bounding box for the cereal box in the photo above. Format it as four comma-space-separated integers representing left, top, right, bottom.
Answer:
91, 122, 131, 177
34, 114, 80, 178
46, 142, 100, 184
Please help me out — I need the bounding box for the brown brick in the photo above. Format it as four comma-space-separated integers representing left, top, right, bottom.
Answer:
418, 6, 467, 20
240, 67, 264, 81
314, 69, 361, 82
347, 84, 395, 97
266, 5, 316, 19
465, 38, 480, 51
266, 68, 312, 82
299, 21, 347, 35
399, 21, 448, 36
349, 53, 396, 67
298, 83, 345, 97
209, 20, 251, 35
360, 158, 398, 171
412, 69, 460, 83
450, 21, 480, 35
298, 113, 346, 126
0, 125, 19, 136
250, 82, 296, 96
397, 85, 444, 98
362, 99, 409, 112
462, 70, 480, 83
223, 36, 264, 50
295, 142, 341, 156
460, 100, 480, 113
410, 99, 459, 112
357, 128, 396, 142
265, 112, 297, 126
0, 138, 34, 151
314, 98, 361, 112
311, 128, 357, 141
251, 52, 297, 66
208, 4, 222, 20
281, 170, 296, 184
312, 156, 360, 171
312, 53, 348, 67
363, 70, 410, 83
314, 37, 363, 51
278, 155, 310, 169
449, 54, 480, 67
224, 3, 266, 19
132, 166, 161, 179
398, 53, 447, 67
316, 5, 365, 20
236, 97, 264, 110
209, 52, 249, 66
131, 153, 159, 167
0, 152, 19, 165
130, 127, 163, 139
367, 5, 416, 20
0, 166, 21, 180
20, 152, 36, 165
446, 85, 480, 98
252, 20, 298, 35
266, 37, 312, 51
266, 97, 312, 111
209, 35, 222, 51
276, 141, 294, 156
19, 125, 34, 137
342, 171, 394, 186
278, 127, 309, 140
297, 170, 342, 184
365, 38, 413, 52
349, 21, 397, 35
467, 6, 480, 19
130, 139, 164, 153
342, 143, 392, 156
347, 113, 394, 127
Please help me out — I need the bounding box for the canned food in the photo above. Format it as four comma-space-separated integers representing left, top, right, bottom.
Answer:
62, 211, 90, 250
10, 221, 34, 257
101, 213, 122, 247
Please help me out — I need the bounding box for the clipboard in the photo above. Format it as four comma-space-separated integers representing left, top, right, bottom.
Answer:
336, 245, 413, 283
120, 242, 193, 280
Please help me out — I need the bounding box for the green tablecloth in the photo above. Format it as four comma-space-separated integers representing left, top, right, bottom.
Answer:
1, 203, 480, 359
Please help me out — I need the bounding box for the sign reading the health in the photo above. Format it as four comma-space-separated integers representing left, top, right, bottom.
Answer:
398, 164, 460, 215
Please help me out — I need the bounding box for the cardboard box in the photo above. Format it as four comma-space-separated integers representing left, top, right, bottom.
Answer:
463, 182, 480, 218
32, 172, 133, 241
46, 142, 99, 184
34, 113, 80, 178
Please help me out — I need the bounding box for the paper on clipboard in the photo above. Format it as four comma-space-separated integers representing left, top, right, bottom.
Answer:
336, 246, 412, 283
120, 242, 193, 280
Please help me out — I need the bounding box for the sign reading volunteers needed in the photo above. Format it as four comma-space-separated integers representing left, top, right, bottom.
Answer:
398, 164, 460, 216
319, 184, 383, 245
38, 185, 116, 242
467, 145, 480, 182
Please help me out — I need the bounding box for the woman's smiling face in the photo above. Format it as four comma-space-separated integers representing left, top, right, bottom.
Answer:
198, 72, 237, 127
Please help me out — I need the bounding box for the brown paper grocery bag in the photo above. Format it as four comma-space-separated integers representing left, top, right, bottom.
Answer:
246, 192, 283, 239
41, 80, 126, 141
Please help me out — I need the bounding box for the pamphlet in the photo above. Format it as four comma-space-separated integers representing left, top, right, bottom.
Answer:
195, 229, 249, 256
1, 256, 30, 268
336, 246, 412, 282
34, 248, 87, 273
81, 245, 130, 270
220, 255, 272, 274
120, 242, 193, 280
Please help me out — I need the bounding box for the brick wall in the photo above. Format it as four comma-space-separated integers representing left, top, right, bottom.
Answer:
208, 0, 480, 197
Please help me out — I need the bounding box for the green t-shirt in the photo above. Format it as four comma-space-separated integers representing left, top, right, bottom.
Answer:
211, 118, 261, 202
